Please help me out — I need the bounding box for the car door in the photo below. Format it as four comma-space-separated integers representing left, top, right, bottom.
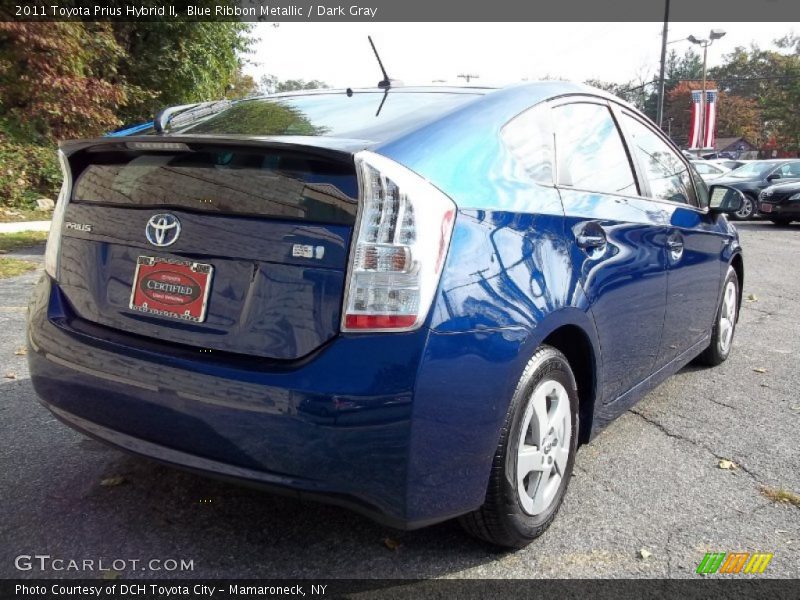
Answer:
615, 109, 726, 367
551, 99, 669, 404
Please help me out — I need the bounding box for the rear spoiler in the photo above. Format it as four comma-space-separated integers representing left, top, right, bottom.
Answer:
59, 135, 372, 160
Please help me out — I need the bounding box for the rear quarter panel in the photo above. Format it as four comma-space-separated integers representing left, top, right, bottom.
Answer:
374, 86, 605, 520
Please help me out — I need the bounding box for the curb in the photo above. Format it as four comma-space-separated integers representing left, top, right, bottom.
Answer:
0, 221, 51, 234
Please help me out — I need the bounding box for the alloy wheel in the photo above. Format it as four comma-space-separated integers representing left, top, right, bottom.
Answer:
718, 280, 737, 354
516, 380, 572, 515
735, 197, 754, 219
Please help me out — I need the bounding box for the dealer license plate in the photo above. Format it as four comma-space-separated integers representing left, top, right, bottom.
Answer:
129, 256, 213, 322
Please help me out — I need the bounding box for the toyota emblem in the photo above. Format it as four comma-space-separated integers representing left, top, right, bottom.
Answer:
145, 214, 181, 247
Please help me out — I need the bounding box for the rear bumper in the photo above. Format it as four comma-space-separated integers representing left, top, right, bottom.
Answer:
28, 275, 521, 529
28, 275, 427, 527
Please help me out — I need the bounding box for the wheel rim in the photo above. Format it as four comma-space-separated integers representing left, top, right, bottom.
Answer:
718, 280, 737, 354
735, 197, 753, 219
516, 379, 572, 516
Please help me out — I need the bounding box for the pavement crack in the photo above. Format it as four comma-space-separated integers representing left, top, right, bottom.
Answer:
706, 397, 736, 410
628, 409, 761, 483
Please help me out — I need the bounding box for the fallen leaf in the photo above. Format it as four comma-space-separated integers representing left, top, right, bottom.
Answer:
14, 347, 27, 356
719, 459, 738, 470
639, 548, 652, 560
753, 367, 768, 374
4, 372, 16, 379
100, 476, 126, 487
103, 570, 121, 580
383, 537, 402, 551
791, 406, 800, 412
746, 293, 758, 302
760, 383, 770, 388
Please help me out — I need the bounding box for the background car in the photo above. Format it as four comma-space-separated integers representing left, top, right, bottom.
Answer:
709, 158, 749, 171
690, 159, 730, 181
713, 159, 800, 220
28, 82, 745, 549
759, 180, 800, 225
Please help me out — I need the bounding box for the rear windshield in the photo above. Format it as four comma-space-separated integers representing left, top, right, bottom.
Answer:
71, 148, 358, 224
172, 92, 480, 139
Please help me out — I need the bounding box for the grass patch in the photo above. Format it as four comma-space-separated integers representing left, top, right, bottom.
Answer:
0, 257, 38, 278
0, 230, 48, 253
760, 485, 800, 508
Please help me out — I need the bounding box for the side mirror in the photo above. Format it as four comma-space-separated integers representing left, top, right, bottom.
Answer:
708, 185, 745, 215
767, 172, 781, 181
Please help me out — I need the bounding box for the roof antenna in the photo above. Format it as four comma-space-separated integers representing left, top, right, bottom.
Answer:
368, 35, 392, 89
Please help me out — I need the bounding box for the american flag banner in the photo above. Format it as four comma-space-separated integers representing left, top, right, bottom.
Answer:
688, 90, 718, 149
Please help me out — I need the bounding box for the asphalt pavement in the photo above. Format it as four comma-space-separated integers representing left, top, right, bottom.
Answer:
0, 221, 798, 580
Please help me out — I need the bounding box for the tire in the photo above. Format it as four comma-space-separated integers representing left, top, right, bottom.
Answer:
459, 345, 579, 548
696, 266, 739, 366
731, 194, 756, 220
770, 218, 792, 226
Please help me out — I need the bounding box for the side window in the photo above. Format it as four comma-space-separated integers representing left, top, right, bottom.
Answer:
501, 104, 554, 185
621, 113, 698, 206
778, 162, 800, 177
552, 103, 637, 196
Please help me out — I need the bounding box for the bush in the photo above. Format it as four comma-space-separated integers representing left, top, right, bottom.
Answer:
0, 133, 60, 209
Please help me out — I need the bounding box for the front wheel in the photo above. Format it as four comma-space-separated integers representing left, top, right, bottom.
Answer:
770, 218, 793, 226
459, 346, 578, 548
696, 266, 739, 366
731, 195, 756, 220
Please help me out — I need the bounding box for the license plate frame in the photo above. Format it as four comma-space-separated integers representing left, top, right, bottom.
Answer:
129, 256, 213, 323
760, 203, 773, 213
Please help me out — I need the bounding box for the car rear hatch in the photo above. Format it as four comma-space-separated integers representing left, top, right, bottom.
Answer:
56, 137, 359, 360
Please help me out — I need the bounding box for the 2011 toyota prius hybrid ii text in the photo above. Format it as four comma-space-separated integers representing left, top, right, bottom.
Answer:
28, 82, 746, 548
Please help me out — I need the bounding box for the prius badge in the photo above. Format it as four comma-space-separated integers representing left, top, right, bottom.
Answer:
145, 214, 181, 247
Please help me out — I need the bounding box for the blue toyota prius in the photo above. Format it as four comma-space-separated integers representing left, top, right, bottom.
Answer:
28, 82, 745, 547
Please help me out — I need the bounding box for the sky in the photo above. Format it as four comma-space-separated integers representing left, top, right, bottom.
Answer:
242, 22, 795, 89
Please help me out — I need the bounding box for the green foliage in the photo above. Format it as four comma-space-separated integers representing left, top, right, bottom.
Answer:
710, 43, 800, 152
0, 126, 61, 209
113, 20, 255, 122
0, 22, 138, 141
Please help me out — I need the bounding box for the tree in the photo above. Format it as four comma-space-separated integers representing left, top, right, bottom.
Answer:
710, 43, 800, 153
228, 70, 259, 99
0, 22, 138, 141
112, 20, 254, 122
259, 75, 330, 95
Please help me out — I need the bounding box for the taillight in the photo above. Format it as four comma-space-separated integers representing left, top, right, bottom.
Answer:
342, 151, 456, 332
44, 149, 71, 280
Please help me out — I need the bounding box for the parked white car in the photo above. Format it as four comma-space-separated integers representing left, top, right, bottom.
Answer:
691, 160, 731, 181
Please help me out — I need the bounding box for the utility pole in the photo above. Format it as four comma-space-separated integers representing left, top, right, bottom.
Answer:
458, 74, 479, 83
656, 0, 671, 128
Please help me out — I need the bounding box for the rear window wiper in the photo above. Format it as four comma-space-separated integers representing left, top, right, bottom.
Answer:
154, 100, 232, 133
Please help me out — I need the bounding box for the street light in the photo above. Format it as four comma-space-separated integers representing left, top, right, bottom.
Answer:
688, 28, 727, 156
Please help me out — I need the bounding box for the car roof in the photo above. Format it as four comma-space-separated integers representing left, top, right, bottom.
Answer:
105, 82, 646, 154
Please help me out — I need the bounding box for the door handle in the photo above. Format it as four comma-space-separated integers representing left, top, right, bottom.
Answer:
666, 239, 683, 250
575, 224, 607, 250
666, 234, 684, 260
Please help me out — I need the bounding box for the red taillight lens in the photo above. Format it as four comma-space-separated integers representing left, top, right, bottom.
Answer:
342, 152, 456, 332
